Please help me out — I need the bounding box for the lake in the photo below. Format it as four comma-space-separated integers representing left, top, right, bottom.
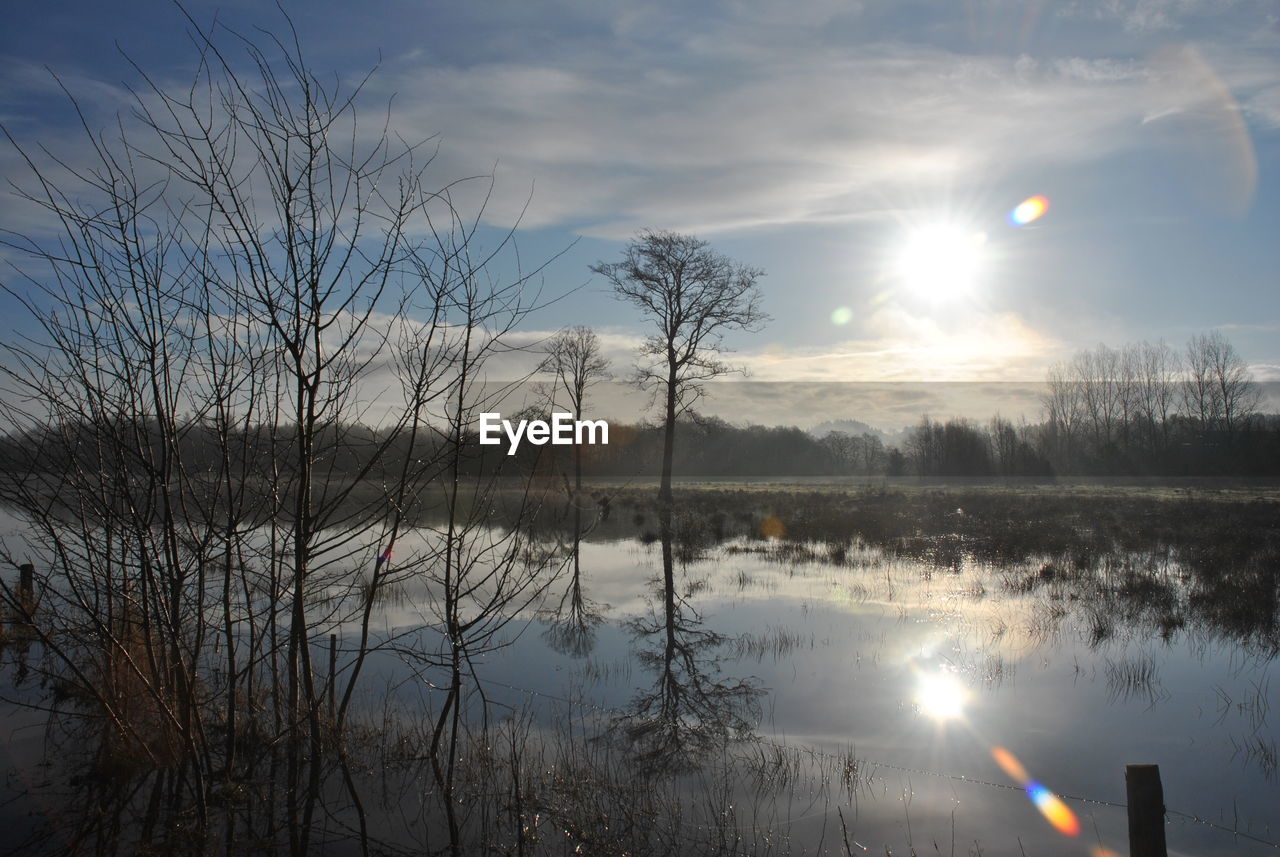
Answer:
2, 484, 1277, 855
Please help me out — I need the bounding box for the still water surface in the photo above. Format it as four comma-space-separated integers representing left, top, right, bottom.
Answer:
349, 522, 1278, 856
2, 495, 1277, 855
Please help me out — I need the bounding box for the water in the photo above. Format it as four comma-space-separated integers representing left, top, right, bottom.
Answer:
2, 488, 1278, 855
400, 533, 1277, 855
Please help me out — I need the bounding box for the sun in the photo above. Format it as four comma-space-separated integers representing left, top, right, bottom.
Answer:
915, 671, 969, 721
895, 223, 987, 301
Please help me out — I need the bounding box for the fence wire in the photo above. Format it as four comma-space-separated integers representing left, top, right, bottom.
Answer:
461, 673, 1280, 852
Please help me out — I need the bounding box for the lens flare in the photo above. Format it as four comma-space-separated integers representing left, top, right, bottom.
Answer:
1009, 195, 1049, 226
759, 516, 786, 539
1148, 45, 1258, 217
992, 746, 1029, 783
1026, 781, 1081, 837
831, 306, 853, 326
992, 747, 1081, 838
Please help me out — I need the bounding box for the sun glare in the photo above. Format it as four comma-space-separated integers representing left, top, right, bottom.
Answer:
895, 223, 986, 301
915, 671, 968, 721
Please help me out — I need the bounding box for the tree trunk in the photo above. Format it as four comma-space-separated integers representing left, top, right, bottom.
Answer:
660, 363, 678, 509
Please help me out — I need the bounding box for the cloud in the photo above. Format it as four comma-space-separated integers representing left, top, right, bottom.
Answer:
363, 307, 1060, 429
6, 3, 1276, 243
4, 1, 1277, 397
1057, 0, 1276, 34
743, 306, 1063, 382
351, 24, 1280, 239
567, 378, 1051, 432
348, 317, 648, 420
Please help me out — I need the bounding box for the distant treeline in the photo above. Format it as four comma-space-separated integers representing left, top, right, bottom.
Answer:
3, 331, 1275, 481
7, 407, 1280, 483
895, 412, 1280, 477
0, 416, 841, 482
560, 411, 1280, 478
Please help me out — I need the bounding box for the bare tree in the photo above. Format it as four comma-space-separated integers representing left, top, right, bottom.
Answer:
592, 230, 767, 507
1134, 339, 1180, 458
1183, 330, 1259, 437
1074, 344, 1123, 448
1118, 343, 1141, 448
532, 330, 611, 659
1042, 360, 1084, 468
1043, 333, 1259, 473
538, 325, 611, 496
0, 11, 558, 852
1183, 333, 1223, 430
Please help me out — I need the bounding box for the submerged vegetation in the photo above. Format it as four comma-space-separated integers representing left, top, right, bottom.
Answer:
4, 480, 1279, 854
0, 11, 562, 855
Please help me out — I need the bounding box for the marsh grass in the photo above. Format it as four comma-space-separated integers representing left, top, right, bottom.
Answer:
732, 626, 815, 663
433, 481, 1280, 656
5, 481, 1279, 854
1103, 654, 1166, 705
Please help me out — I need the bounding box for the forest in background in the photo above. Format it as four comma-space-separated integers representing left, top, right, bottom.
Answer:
9, 399, 1280, 483
4, 330, 1274, 481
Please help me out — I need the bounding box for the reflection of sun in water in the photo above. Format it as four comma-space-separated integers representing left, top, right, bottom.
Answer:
915, 671, 968, 720
895, 223, 987, 301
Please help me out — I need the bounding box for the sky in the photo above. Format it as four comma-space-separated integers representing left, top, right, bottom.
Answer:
2, 1, 1278, 430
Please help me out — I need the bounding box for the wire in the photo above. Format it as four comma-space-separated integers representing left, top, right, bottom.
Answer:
460, 673, 1280, 851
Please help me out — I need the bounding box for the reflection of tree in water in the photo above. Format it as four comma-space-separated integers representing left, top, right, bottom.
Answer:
1, 671, 420, 857
541, 490, 608, 658
0, 662, 304, 857
541, 545, 606, 658
619, 508, 762, 773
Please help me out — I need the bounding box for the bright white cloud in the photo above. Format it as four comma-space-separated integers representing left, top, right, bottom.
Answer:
745, 306, 1061, 382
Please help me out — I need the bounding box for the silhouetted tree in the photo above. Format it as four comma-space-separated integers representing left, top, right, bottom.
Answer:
1039, 332, 1265, 474
0, 11, 555, 854
1183, 330, 1260, 438
907, 417, 993, 476
593, 230, 767, 508
538, 325, 611, 494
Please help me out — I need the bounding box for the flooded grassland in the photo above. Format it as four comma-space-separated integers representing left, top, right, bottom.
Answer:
2, 483, 1278, 856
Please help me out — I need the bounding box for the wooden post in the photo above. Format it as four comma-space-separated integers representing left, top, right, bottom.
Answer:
328, 633, 338, 721
1126, 763, 1167, 857
18, 564, 35, 617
